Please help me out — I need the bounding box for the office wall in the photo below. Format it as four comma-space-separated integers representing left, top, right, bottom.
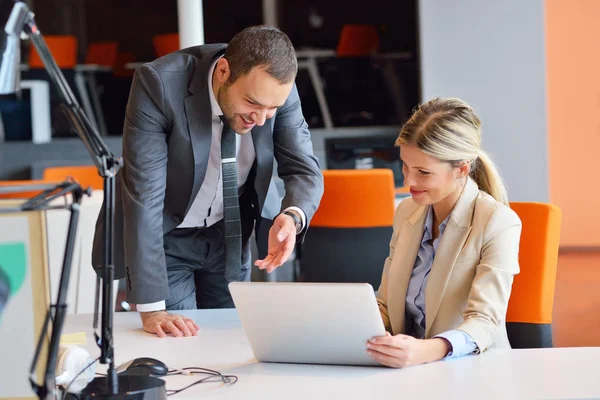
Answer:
418, 0, 549, 202
546, 0, 600, 247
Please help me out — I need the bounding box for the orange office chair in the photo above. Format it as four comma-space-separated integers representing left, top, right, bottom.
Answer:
326, 25, 387, 126
507, 202, 562, 348
29, 35, 77, 69
113, 51, 136, 78
27, 35, 80, 137
152, 33, 180, 58
336, 24, 380, 57
299, 169, 395, 289
42, 165, 103, 191
85, 41, 119, 68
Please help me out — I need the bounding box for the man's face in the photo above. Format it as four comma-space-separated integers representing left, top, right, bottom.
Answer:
214, 59, 293, 134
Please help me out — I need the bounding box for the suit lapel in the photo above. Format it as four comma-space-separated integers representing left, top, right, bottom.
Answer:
425, 178, 479, 336
183, 49, 225, 210
388, 204, 427, 334
251, 118, 274, 212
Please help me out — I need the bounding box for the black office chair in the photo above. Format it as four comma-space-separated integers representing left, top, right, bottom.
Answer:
299, 169, 395, 289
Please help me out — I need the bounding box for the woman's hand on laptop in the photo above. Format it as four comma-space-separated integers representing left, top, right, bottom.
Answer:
366, 332, 450, 368
140, 311, 200, 338
254, 213, 297, 272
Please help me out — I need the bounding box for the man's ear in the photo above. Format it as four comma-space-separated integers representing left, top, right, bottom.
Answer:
215, 57, 231, 83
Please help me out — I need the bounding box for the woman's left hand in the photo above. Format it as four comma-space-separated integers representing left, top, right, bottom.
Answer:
366, 332, 450, 368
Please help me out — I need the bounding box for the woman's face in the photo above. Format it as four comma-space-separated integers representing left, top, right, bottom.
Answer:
400, 144, 466, 206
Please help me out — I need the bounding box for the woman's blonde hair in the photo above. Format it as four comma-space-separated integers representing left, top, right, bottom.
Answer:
396, 97, 508, 205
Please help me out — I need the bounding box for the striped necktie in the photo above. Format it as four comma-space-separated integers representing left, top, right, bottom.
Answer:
220, 116, 242, 282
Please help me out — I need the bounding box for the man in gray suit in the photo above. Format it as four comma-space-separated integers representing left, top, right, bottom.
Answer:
92, 26, 324, 338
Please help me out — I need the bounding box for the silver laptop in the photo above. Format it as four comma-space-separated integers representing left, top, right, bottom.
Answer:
229, 282, 386, 366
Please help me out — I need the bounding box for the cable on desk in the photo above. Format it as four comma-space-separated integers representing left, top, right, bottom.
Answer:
68, 365, 237, 397
165, 367, 238, 396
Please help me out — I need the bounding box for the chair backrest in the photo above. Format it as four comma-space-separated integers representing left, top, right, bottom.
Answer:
85, 41, 119, 67
506, 202, 562, 348
113, 51, 136, 78
29, 35, 77, 69
300, 169, 395, 289
152, 33, 180, 58
42, 165, 103, 191
336, 25, 380, 57
311, 169, 395, 228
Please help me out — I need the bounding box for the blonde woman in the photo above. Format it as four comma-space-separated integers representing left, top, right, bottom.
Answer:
367, 98, 522, 368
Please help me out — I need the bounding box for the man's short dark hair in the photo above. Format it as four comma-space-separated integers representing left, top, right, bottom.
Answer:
224, 25, 297, 85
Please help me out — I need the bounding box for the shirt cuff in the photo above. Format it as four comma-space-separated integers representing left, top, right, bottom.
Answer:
283, 206, 306, 231
434, 329, 478, 359
136, 301, 166, 312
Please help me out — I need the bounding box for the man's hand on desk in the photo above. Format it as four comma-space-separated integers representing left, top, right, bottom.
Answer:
140, 310, 200, 338
366, 332, 450, 368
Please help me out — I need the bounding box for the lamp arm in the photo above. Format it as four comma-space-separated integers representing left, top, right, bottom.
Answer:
4, 1, 122, 396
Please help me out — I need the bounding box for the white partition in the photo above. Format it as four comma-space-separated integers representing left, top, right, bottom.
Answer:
21, 80, 52, 144
0, 206, 50, 399
45, 190, 118, 314
0, 193, 119, 398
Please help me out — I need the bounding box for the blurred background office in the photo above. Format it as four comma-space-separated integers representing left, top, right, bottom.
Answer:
0, 0, 598, 350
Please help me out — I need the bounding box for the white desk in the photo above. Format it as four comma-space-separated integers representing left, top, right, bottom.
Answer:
61, 309, 600, 400
125, 62, 145, 71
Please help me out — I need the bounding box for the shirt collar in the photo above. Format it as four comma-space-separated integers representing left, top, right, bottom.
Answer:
422, 206, 451, 244
207, 56, 223, 118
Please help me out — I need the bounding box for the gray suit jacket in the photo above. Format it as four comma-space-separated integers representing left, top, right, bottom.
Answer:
92, 44, 324, 304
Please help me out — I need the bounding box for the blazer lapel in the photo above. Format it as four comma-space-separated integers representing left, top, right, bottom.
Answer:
425, 178, 479, 337
388, 204, 428, 334
183, 51, 224, 211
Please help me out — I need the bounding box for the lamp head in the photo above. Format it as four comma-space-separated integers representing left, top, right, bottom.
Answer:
0, 1, 31, 95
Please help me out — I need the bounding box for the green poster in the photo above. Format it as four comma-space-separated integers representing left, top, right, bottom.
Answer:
0, 242, 27, 297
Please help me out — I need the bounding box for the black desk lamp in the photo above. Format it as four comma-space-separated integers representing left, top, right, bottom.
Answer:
0, 1, 165, 398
